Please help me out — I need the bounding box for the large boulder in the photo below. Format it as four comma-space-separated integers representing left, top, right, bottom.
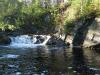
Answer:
47, 36, 67, 46
0, 35, 11, 45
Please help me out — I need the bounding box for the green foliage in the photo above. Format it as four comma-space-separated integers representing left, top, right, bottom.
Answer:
0, 0, 53, 32
0, 0, 100, 34
64, 20, 75, 34
0, 22, 15, 31
63, 0, 100, 35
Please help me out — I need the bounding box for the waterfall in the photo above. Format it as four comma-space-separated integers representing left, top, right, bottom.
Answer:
10, 35, 51, 48
42, 36, 51, 45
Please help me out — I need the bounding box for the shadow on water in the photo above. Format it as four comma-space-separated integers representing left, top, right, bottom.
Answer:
72, 47, 100, 75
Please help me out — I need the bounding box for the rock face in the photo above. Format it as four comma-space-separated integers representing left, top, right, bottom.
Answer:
72, 12, 96, 47
0, 35, 11, 45
83, 17, 100, 47
65, 17, 100, 47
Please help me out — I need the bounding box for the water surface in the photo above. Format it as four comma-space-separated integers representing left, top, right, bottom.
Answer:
0, 46, 100, 75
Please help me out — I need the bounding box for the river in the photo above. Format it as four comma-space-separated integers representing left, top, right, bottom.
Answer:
0, 45, 100, 75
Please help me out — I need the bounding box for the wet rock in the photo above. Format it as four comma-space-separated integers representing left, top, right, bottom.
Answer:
0, 35, 11, 45
89, 43, 100, 50
47, 36, 67, 46
35, 36, 44, 44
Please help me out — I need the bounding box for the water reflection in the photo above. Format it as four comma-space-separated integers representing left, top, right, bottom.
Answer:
72, 47, 86, 68
72, 47, 100, 74
48, 47, 68, 75
0, 46, 100, 75
19, 46, 49, 74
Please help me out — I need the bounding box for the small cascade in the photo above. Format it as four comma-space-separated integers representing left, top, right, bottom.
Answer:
42, 36, 51, 45
10, 35, 51, 48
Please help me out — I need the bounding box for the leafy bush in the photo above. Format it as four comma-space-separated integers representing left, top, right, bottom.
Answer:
0, 22, 15, 31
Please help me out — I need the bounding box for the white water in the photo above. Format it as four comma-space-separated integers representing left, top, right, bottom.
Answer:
10, 35, 51, 48
0, 54, 19, 59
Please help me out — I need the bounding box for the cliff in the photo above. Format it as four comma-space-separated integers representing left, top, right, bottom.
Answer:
84, 17, 100, 47
65, 17, 100, 47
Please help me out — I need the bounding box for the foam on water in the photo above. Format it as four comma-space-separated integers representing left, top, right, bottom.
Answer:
0, 54, 19, 59
9, 35, 51, 48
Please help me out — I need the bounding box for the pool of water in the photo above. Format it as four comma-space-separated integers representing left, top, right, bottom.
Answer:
0, 46, 100, 75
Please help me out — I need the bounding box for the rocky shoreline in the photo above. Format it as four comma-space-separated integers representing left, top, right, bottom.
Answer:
0, 17, 100, 49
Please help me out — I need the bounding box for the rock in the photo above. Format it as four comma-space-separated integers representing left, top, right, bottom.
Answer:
66, 42, 70, 47
0, 35, 11, 45
35, 36, 44, 44
47, 35, 67, 46
89, 43, 100, 50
